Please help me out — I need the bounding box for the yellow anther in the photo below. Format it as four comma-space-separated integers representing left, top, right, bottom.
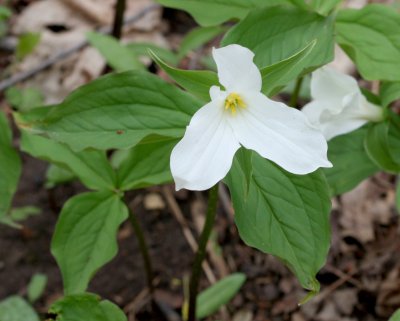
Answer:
224, 93, 246, 115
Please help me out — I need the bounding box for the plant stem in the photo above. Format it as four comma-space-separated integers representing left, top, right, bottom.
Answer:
188, 184, 219, 321
112, 0, 126, 39
127, 203, 154, 294
290, 76, 304, 108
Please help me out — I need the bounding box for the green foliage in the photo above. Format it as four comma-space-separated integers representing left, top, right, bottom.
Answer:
222, 7, 334, 70
336, 5, 400, 81
87, 32, 144, 72
226, 149, 331, 292
196, 273, 246, 319
20, 132, 116, 191
155, 0, 294, 26
178, 26, 226, 60
0, 112, 21, 219
49, 293, 127, 321
0, 206, 41, 229
127, 42, 178, 66
0, 296, 39, 321
365, 122, 400, 173
27, 273, 47, 303
304, 0, 342, 15
5, 87, 43, 112
16, 32, 41, 60
51, 192, 128, 295
0, 6, 11, 38
151, 50, 218, 102
324, 128, 379, 196
17, 71, 201, 151
380, 81, 400, 108
390, 309, 400, 321
260, 40, 316, 96
45, 165, 76, 188
117, 136, 177, 190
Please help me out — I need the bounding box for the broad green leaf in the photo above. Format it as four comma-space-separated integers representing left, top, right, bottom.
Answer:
45, 164, 76, 188
390, 309, 400, 321
336, 5, 400, 81
226, 150, 331, 292
151, 50, 218, 102
155, 0, 294, 26
17, 71, 201, 151
127, 42, 178, 66
20, 132, 116, 190
49, 293, 126, 321
222, 7, 334, 71
381, 81, 400, 108
0, 296, 39, 321
87, 32, 143, 72
365, 122, 400, 173
117, 136, 177, 190
51, 191, 128, 294
5, 87, 43, 112
388, 114, 400, 165
10, 206, 41, 221
16, 32, 40, 60
0, 112, 21, 218
260, 40, 316, 96
323, 128, 379, 196
27, 273, 47, 303
0, 6, 11, 20
197, 273, 246, 319
307, 0, 342, 15
178, 26, 226, 60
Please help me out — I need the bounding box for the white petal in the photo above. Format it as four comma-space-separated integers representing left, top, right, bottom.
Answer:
209, 85, 226, 101
228, 92, 332, 175
212, 45, 262, 93
170, 99, 240, 191
311, 67, 360, 105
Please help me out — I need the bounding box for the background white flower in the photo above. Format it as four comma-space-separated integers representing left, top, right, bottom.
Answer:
170, 44, 332, 191
302, 67, 383, 141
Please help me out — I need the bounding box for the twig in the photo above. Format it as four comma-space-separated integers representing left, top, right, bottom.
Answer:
112, 0, 127, 40
0, 4, 160, 93
162, 186, 217, 284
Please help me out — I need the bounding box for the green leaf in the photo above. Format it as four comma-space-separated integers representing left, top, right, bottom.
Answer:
381, 81, 400, 108
51, 191, 128, 294
388, 114, 400, 165
155, 0, 294, 26
17, 71, 201, 151
260, 40, 316, 96
20, 132, 116, 191
307, 0, 342, 15
151, 50, 218, 102
0, 112, 21, 218
10, 206, 41, 221
0, 296, 39, 321
178, 26, 226, 60
226, 150, 331, 292
197, 273, 246, 319
323, 128, 379, 196
87, 32, 144, 72
127, 42, 178, 66
117, 136, 177, 190
365, 122, 400, 173
45, 164, 76, 188
0, 6, 12, 20
49, 293, 127, 321
27, 273, 47, 303
16, 32, 40, 60
5, 87, 44, 112
390, 309, 400, 321
222, 7, 334, 71
336, 5, 400, 81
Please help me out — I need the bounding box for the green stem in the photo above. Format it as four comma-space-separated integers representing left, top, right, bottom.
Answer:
127, 203, 154, 294
290, 76, 304, 108
112, 0, 126, 39
187, 184, 219, 321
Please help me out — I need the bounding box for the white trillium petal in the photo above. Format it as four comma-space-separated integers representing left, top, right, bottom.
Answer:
229, 92, 332, 175
311, 67, 359, 104
170, 99, 240, 191
212, 45, 262, 92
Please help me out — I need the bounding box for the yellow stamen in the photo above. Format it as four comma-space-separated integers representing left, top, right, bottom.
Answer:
224, 93, 246, 115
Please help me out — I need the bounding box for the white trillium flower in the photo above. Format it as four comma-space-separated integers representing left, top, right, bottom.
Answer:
170, 44, 332, 191
302, 67, 383, 141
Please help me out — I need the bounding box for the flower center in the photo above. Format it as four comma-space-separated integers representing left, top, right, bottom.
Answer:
224, 93, 246, 115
